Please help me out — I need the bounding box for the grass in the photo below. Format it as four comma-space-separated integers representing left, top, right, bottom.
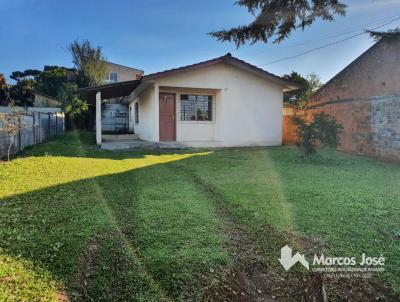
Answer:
0, 131, 399, 301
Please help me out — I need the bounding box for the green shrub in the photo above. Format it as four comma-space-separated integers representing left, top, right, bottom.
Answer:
293, 112, 343, 155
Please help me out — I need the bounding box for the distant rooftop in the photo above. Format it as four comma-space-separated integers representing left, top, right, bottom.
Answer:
100, 60, 144, 73
367, 28, 400, 42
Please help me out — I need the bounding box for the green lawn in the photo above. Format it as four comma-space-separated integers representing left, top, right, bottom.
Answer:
0, 131, 399, 301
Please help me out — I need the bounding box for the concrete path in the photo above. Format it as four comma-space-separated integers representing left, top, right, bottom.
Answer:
101, 140, 189, 151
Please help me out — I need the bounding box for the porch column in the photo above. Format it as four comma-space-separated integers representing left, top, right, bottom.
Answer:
154, 85, 160, 141
96, 91, 102, 146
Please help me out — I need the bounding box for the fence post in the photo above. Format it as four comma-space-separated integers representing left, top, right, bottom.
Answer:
48, 113, 51, 137
18, 117, 22, 151
55, 113, 58, 136
31, 113, 35, 146
39, 113, 41, 143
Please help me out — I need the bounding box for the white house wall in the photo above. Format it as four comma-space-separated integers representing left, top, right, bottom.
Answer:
158, 87, 218, 143
155, 62, 283, 147
130, 87, 155, 141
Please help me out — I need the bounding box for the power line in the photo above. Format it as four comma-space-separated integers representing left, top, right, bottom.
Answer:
258, 16, 400, 66
283, 14, 400, 49
247, 14, 400, 57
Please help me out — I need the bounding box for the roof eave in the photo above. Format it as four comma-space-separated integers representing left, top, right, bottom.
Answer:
79, 80, 142, 102
142, 54, 299, 90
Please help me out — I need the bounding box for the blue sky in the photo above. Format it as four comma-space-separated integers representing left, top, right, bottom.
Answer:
1, 0, 400, 83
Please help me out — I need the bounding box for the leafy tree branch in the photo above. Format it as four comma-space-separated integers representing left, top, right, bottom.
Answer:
210, 0, 346, 47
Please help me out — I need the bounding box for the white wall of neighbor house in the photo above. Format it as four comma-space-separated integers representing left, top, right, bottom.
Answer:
104, 62, 143, 83
154, 62, 284, 147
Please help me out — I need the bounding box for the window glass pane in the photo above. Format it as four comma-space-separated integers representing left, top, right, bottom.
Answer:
135, 102, 139, 123
180, 94, 212, 121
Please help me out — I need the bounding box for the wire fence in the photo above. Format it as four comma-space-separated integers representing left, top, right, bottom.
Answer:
0, 111, 65, 159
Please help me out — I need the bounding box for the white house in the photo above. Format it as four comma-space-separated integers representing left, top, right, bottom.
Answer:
81, 53, 297, 148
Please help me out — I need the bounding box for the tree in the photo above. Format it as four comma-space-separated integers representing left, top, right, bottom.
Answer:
7, 69, 42, 106
10, 69, 41, 82
35, 66, 72, 98
210, 0, 346, 47
0, 74, 9, 105
368, 28, 400, 42
9, 79, 36, 106
67, 40, 108, 129
68, 40, 107, 87
4, 40, 107, 129
293, 112, 342, 156
283, 72, 322, 108
56, 82, 88, 117
6, 64, 87, 117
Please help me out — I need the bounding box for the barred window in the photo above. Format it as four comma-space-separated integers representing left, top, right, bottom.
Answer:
180, 94, 212, 121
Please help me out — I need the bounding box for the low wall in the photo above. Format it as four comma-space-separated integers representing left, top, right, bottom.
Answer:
282, 106, 305, 144
306, 94, 400, 161
371, 95, 400, 160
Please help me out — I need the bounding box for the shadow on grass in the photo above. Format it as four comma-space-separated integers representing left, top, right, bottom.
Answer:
3, 132, 400, 301
0, 151, 230, 301
21, 131, 199, 161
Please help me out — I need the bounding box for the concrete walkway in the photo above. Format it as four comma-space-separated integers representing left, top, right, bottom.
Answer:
101, 140, 189, 151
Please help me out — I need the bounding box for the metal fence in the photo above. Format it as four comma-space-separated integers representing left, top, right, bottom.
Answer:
0, 111, 65, 159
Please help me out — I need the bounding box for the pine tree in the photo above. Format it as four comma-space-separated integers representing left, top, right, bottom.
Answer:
210, 0, 346, 47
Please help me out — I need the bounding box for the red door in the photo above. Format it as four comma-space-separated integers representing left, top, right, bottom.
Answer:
159, 93, 176, 141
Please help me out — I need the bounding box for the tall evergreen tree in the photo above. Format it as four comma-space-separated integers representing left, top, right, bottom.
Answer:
68, 40, 107, 87
210, 0, 346, 47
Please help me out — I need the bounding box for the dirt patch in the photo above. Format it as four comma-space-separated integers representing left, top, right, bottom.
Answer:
71, 234, 101, 301
203, 218, 400, 301
203, 267, 274, 302
324, 276, 400, 301
202, 217, 323, 302
286, 230, 326, 254
177, 167, 400, 301
203, 218, 277, 302
56, 290, 69, 302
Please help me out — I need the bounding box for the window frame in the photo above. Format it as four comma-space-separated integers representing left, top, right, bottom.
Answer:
111, 73, 118, 82
134, 102, 139, 124
179, 93, 214, 122
105, 72, 118, 83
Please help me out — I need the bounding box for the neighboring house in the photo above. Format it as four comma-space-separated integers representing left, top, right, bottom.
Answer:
101, 61, 144, 133
306, 32, 400, 160
81, 53, 297, 147
103, 61, 144, 83
32, 90, 61, 110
